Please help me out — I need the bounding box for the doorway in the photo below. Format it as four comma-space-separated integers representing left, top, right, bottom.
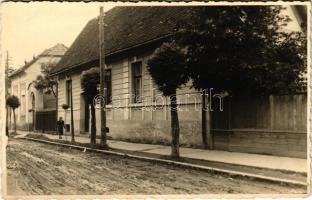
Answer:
30, 92, 35, 130
80, 94, 90, 133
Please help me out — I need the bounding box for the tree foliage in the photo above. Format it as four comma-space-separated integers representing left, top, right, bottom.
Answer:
147, 42, 189, 96
176, 6, 307, 95
6, 95, 20, 110
81, 67, 100, 103
33, 63, 58, 96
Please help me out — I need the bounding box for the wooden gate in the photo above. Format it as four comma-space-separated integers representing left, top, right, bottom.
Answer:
35, 110, 57, 132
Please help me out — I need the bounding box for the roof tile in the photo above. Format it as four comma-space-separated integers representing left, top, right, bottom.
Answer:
52, 6, 191, 74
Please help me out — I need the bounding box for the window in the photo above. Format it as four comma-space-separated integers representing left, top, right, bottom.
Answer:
13, 85, 18, 95
105, 69, 112, 104
131, 62, 142, 103
31, 92, 35, 110
66, 79, 72, 106
96, 69, 112, 105
21, 95, 26, 117
20, 83, 26, 114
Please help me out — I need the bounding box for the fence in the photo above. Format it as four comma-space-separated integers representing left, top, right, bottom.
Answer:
35, 110, 57, 132
211, 94, 307, 158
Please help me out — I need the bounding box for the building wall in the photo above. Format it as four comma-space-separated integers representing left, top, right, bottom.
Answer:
57, 49, 203, 144
99, 51, 202, 146
9, 56, 61, 130
57, 72, 83, 133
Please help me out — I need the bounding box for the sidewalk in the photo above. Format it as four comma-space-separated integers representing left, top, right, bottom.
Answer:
17, 131, 307, 173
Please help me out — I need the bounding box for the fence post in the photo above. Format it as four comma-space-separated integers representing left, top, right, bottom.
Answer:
228, 98, 231, 129
269, 95, 274, 130
43, 112, 45, 133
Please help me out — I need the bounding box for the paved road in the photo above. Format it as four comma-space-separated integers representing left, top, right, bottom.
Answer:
6, 138, 306, 195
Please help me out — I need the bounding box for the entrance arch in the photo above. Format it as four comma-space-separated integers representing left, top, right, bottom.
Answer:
29, 92, 35, 130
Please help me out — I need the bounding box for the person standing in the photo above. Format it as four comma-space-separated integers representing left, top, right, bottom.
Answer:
57, 117, 65, 139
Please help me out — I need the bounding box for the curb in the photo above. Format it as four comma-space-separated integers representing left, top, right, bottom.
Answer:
21, 137, 307, 187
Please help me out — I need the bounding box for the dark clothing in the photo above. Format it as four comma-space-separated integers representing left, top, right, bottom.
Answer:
57, 120, 65, 135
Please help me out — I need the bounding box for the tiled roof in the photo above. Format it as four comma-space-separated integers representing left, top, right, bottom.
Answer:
9, 44, 68, 78
41, 43, 68, 56
52, 6, 191, 74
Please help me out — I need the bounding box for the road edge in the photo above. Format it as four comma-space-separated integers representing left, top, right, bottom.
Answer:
19, 136, 308, 188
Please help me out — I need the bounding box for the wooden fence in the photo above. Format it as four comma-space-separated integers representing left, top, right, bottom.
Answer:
212, 94, 306, 131
211, 94, 307, 158
35, 110, 57, 132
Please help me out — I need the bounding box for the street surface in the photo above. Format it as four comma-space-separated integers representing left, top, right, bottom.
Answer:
6, 138, 306, 195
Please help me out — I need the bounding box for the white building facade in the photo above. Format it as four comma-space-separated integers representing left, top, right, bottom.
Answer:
8, 44, 67, 130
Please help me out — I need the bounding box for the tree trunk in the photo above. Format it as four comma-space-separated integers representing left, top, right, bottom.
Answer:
13, 109, 16, 134
201, 91, 214, 150
90, 103, 96, 145
170, 91, 180, 158
201, 91, 208, 149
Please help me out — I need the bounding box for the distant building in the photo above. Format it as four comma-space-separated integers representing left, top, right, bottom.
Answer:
9, 44, 67, 131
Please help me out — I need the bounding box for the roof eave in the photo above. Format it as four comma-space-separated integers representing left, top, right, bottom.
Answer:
8, 53, 65, 78
51, 34, 172, 76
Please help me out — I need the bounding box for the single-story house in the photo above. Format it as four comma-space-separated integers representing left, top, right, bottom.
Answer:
51, 6, 307, 158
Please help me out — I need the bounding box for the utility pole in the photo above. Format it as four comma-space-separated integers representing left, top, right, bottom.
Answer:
99, 6, 108, 148
5, 51, 9, 136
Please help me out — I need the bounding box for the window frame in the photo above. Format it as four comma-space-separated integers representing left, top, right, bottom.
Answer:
131, 61, 143, 103
105, 68, 112, 105
20, 83, 26, 115
65, 79, 72, 107
13, 85, 18, 96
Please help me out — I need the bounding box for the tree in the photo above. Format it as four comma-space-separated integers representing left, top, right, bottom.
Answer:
32, 63, 58, 97
81, 67, 100, 145
6, 95, 20, 134
147, 42, 189, 158
176, 6, 307, 149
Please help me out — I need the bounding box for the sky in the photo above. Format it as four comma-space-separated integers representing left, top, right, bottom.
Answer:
1, 2, 115, 69
1, 2, 303, 70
